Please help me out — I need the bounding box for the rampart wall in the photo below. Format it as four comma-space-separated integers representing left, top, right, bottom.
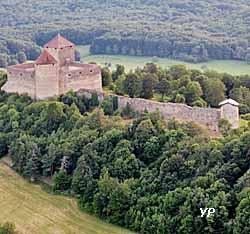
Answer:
78, 89, 224, 131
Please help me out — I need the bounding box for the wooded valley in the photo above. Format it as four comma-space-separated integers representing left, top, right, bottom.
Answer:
1, 0, 250, 66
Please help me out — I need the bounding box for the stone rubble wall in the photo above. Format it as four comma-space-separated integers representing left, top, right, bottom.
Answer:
79, 89, 222, 131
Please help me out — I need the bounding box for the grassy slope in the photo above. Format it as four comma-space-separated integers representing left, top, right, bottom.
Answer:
77, 46, 250, 75
0, 160, 133, 234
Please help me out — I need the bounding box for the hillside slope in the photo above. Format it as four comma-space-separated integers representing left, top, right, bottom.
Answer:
1, 0, 250, 65
0, 160, 133, 234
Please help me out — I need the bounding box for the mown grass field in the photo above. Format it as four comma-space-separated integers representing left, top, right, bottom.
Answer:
0, 159, 134, 234
77, 46, 250, 75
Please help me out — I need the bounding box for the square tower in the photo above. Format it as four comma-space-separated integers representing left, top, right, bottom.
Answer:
219, 99, 239, 129
44, 34, 75, 67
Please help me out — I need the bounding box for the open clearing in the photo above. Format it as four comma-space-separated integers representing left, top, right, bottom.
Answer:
0, 159, 133, 234
77, 45, 250, 75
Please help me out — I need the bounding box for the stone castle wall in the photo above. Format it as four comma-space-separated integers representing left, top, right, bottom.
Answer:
63, 65, 102, 94
78, 89, 227, 132
2, 67, 36, 98
35, 64, 59, 100
221, 103, 239, 129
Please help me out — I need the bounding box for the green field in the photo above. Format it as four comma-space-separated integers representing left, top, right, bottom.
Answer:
0, 159, 134, 234
77, 46, 250, 75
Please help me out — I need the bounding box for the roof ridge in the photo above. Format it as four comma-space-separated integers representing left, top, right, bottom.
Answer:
35, 50, 58, 65
44, 34, 74, 49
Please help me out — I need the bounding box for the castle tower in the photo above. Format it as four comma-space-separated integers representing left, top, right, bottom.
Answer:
44, 34, 75, 67
219, 99, 239, 129
34, 50, 59, 100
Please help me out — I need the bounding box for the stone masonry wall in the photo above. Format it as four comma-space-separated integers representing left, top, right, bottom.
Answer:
2, 68, 35, 98
79, 89, 222, 131
63, 67, 102, 94
35, 64, 59, 100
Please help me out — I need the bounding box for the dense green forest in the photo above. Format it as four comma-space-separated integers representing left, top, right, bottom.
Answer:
0, 71, 250, 234
102, 63, 250, 116
1, 0, 250, 66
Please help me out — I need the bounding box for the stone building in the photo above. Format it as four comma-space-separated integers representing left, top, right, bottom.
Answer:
1, 34, 102, 99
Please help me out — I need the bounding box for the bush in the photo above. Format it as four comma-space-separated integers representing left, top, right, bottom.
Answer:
101, 97, 114, 115
219, 118, 232, 136
241, 113, 250, 121
53, 170, 72, 192
121, 103, 137, 118
90, 93, 99, 107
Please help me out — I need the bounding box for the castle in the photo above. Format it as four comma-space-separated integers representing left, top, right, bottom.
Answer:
1, 34, 239, 132
1, 34, 102, 99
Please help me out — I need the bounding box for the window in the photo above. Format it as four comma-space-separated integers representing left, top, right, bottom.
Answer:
20, 73, 23, 76
68, 74, 71, 77
90, 70, 93, 73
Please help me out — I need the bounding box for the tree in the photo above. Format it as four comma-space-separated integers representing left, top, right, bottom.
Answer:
143, 63, 158, 73
112, 64, 125, 82
184, 81, 203, 105
155, 78, 170, 101
203, 79, 226, 107
0, 54, 8, 68
123, 72, 142, 98
245, 53, 250, 64
72, 156, 96, 202
140, 73, 157, 99
234, 193, 250, 234
101, 67, 112, 87
169, 65, 190, 80
24, 144, 41, 181
53, 170, 72, 192
16, 51, 27, 63
101, 97, 114, 115
218, 119, 232, 136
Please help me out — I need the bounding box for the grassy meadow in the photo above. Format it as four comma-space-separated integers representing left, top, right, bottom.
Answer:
77, 46, 250, 75
0, 159, 134, 234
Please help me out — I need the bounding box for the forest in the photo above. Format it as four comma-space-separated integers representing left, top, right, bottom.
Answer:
1, 0, 250, 66
0, 69, 250, 234
101, 63, 250, 116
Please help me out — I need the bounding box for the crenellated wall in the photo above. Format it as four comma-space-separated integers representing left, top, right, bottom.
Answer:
78, 89, 239, 132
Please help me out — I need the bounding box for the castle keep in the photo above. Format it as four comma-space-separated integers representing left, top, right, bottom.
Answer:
2, 34, 102, 99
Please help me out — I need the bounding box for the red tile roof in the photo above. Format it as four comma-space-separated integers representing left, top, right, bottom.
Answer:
44, 34, 74, 49
35, 50, 57, 65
